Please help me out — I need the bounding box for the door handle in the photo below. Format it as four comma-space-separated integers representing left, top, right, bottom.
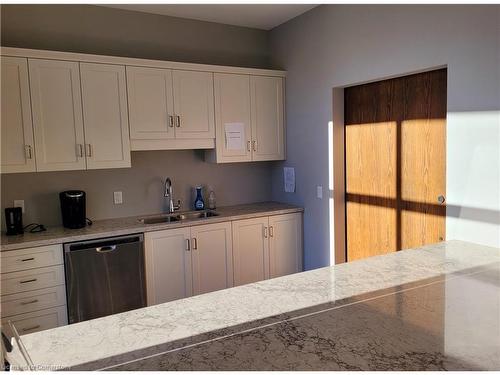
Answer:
96, 245, 117, 253
247, 140, 251, 152
269, 226, 274, 238
176, 115, 181, 128
263, 226, 268, 238
77, 144, 84, 158
86, 144, 93, 157
186, 239, 191, 251
19, 278, 37, 284
20, 257, 35, 262
21, 325, 41, 332
252, 140, 257, 152
437, 195, 446, 204
169, 115, 174, 128
192, 237, 198, 250
20, 299, 38, 306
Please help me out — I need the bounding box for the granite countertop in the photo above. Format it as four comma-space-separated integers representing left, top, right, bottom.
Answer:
8, 240, 500, 370
0, 202, 303, 251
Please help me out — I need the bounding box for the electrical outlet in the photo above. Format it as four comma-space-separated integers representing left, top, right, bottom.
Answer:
316, 186, 323, 199
113, 191, 123, 205
14, 200, 25, 213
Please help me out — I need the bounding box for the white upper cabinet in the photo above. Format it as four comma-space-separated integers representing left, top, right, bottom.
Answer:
268, 213, 303, 278
250, 76, 285, 161
207, 74, 285, 163
126, 66, 174, 140
210, 73, 252, 163
1, 57, 36, 173
191, 222, 233, 295
172, 70, 215, 139
80, 63, 131, 169
29, 59, 87, 172
144, 227, 192, 306
232, 217, 269, 286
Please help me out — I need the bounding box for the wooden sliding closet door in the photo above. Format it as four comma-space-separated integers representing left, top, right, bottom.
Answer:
345, 69, 446, 261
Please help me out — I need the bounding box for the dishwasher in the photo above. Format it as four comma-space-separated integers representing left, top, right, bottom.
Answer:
64, 233, 146, 324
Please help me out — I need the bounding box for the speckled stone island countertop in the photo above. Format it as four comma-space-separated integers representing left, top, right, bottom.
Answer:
0, 202, 303, 251
7, 240, 500, 371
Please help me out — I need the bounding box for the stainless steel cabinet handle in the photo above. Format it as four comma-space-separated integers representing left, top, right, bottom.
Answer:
77, 144, 84, 158
96, 245, 116, 253
264, 226, 268, 238
25, 145, 33, 159
169, 115, 174, 128
252, 140, 257, 152
437, 195, 446, 204
22, 325, 41, 332
86, 144, 92, 157
20, 257, 35, 262
20, 299, 38, 306
247, 140, 251, 152
192, 237, 198, 250
176, 115, 181, 128
269, 226, 274, 237
186, 239, 190, 251
19, 278, 37, 284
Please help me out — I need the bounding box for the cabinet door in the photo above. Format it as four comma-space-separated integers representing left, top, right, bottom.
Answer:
172, 70, 215, 139
1, 57, 36, 173
250, 76, 285, 161
29, 59, 86, 171
232, 217, 269, 286
213, 73, 252, 162
144, 228, 192, 305
268, 213, 303, 278
127, 66, 174, 140
80, 63, 131, 169
191, 222, 233, 295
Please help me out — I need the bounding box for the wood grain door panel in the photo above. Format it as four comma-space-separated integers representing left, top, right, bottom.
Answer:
345, 69, 447, 261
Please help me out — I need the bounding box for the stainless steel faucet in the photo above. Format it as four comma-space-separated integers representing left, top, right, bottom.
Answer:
164, 177, 181, 213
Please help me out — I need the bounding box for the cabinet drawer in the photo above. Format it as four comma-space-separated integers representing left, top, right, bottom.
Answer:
0, 285, 66, 317
1, 265, 65, 296
1, 306, 68, 337
1, 244, 63, 273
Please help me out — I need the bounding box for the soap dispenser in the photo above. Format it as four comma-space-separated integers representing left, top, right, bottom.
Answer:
194, 186, 205, 210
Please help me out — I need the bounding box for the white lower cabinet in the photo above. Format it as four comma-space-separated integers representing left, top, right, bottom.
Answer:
268, 213, 303, 278
144, 221, 233, 306
232, 217, 269, 286
144, 227, 192, 306
145, 213, 303, 305
232, 213, 303, 286
191, 222, 233, 295
0, 244, 67, 337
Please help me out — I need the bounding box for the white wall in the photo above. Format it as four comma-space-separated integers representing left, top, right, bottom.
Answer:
270, 5, 500, 269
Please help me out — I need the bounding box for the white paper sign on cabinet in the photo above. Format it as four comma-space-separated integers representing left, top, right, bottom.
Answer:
225, 122, 245, 150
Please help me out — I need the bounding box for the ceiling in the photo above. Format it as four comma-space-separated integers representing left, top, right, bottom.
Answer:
101, 4, 317, 30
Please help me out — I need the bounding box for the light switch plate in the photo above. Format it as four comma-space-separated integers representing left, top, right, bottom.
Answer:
14, 200, 25, 213
113, 191, 123, 205
316, 186, 323, 199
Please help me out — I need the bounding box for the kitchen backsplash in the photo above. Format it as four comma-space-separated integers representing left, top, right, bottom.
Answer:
1, 150, 273, 228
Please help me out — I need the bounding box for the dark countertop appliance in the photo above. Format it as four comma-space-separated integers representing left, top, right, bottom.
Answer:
60, 190, 87, 229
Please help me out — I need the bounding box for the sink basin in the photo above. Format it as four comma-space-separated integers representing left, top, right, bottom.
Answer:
139, 215, 181, 225
139, 210, 219, 225
176, 211, 220, 220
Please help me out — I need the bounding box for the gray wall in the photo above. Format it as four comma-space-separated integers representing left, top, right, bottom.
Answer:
1, 5, 270, 68
1, 4, 274, 227
2, 151, 273, 226
270, 5, 500, 269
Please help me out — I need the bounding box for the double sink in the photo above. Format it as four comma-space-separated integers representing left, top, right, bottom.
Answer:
138, 210, 220, 225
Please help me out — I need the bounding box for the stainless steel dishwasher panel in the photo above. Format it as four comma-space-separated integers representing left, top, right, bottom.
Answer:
64, 233, 146, 324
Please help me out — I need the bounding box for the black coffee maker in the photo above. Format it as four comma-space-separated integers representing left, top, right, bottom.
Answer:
5, 207, 23, 235
59, 190, 87, 229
